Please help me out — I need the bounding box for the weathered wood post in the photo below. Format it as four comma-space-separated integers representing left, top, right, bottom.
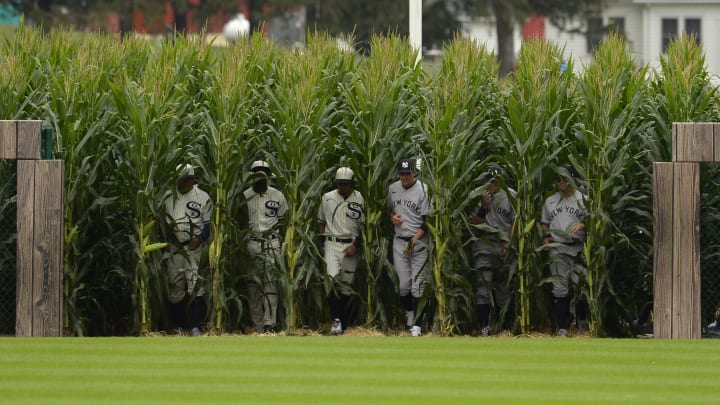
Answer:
653, 122, 719, 338
0, 120, 64, 337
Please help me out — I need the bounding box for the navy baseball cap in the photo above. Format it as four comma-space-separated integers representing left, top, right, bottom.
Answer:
397, 158, 416, 174
559, 165, 581, 179
482, 165, 503, 184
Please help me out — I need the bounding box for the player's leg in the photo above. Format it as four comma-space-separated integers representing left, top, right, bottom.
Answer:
550, 253, 572, 336
166, 252, 188, 332
337, 249, 358, 331
409, 236, 429, 335
474, 267, 493, 336
246, 240, 265, 333
570, 258, 589, 331
393, 237, 414, 331
325, 241, 345, 334
185, 249, 205, 336
263, 239, 282, 332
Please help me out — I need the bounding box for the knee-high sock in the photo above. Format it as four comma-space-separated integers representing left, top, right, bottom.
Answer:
189, 296, 206, 330
554, 296, 570, 330
328, 291, 342, 321
575, 300, 588, 323
477, 304, 491, 328
169, 301, 186, 330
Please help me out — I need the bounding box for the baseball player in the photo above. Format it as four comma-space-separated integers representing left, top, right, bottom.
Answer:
541, 165, 588, 337
318, 167, 365, 335
163, 163, 213, 337
470, 165, 516, 337
388, 158, 431, 337
241, 160, 288, 334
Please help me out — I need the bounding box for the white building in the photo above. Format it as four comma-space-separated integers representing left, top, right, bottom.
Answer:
461, 0, 720, 78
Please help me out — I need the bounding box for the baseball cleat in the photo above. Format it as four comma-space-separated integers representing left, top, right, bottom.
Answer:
191, 327, 201, 337
556, 328, 568, 338
331, 319, 343, 335
481, 326, 490, 337
411, 325, 422, 337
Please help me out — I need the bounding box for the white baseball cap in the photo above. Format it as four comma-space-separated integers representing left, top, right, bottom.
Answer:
176, 163, 195, 179
335, 167, 354, 184
251, 160, 270, 173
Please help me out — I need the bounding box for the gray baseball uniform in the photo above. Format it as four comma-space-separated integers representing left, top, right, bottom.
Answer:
164, 185, 213, 304
541, 189, 587, 297
244, 185, 288, 332
388, 178, 430, 298
471, 188, 515, 305
318, 189, 364, 293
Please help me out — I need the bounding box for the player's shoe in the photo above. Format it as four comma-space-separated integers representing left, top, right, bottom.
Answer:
331, 318, 343, 335
262, 325, 277, 334
411, 325, 422, 337
405, 310, 415, 332
708, 320, 720, 336
481, 326, 490, 337
191, 327, 201, 337
556, 328, 568, 338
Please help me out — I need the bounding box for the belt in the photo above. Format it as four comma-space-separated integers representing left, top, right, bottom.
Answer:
250, 234, 278, 242
396, 236, 412, 242
326, 236, 353, 243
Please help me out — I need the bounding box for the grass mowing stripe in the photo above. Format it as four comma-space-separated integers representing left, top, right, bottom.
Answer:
1, 337, 718, 404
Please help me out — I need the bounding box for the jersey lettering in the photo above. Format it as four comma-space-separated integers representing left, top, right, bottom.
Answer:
186, 201, 201, 218
346, 202, 363, 220
265, 200, 280, 217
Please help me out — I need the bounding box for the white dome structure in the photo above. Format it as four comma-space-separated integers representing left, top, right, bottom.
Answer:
223, 14, 250, 43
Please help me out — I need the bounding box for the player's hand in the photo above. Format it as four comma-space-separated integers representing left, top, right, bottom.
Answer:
189, 236, 201, 251
481, 189, 494, 207
569, 223, 585, 233
391, 213, 403, 225
543, 237, 552, 251
344, 244, 357, 257
500, 243, 510, 256
404, 239, 415, 256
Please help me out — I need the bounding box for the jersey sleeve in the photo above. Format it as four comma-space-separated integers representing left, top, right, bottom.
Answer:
318, 194, 327, 224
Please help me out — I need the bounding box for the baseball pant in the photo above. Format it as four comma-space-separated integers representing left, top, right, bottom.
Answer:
247, 238, 281, 332
473, 254, 511, 308
324, 240, 358, 294
393, 235, 429, 298
166, 248, 204, 305
548, 252, 587, 298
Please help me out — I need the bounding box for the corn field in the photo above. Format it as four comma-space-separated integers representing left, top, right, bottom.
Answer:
1, 25, 719, 337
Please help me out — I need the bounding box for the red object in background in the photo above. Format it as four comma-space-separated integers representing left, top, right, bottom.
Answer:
522, 14, 545, 40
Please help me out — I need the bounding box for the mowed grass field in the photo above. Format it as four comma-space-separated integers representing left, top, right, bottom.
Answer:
1, 335, 718, 404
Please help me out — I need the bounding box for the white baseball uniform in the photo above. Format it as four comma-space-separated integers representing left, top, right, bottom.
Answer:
318, 189, 365, 293
243, 185, 288, 331
164, 185, 213, 304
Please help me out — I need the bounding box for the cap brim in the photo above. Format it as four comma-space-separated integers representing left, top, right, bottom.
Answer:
335, 179, 353, 184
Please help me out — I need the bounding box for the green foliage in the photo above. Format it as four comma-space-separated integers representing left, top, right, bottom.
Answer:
1, 26, 718, 337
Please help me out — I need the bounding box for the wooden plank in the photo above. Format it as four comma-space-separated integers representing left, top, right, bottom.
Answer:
31, 160, 64, 336
0, 120, 17, 159
714, 124, 720, 162
15, 160, 35, 337
672, 162, 702, 339
673, 122, 714, 162
653, 162, 674, 339
16, 120, 41, 160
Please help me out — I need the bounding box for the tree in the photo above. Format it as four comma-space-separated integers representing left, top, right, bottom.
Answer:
483, 0, 605, 76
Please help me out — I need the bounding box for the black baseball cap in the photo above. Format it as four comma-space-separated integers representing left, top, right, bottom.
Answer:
397, 158, 416, 174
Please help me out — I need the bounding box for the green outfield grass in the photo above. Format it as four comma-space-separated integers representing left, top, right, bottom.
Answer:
1, 336, 718, 404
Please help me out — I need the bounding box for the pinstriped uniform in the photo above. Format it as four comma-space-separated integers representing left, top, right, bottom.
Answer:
388, 179, 430, 298
318, 189, 364, 293
164, 185, 213, 304
541, 189, 587, 297
470, 188, 515, 305
244, 186, 288, 331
